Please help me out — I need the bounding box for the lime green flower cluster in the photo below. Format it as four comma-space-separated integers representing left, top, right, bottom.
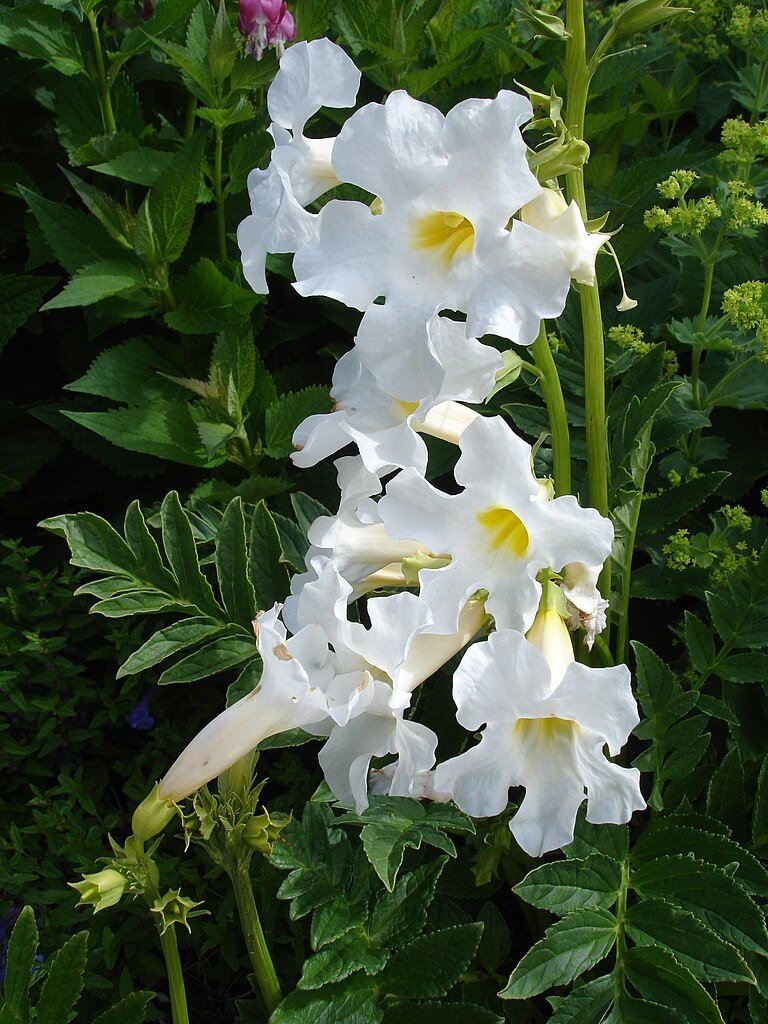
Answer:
674, 0, 730, 61
721, 117, 768, 166
721, 281, 768, 359
645, 172, 720, 235
608, 324, 679, 375
663, 504, 753, 583
727, 2, 768, 57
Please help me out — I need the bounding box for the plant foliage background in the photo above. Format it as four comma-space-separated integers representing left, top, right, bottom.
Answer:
2, 0, 768, 1022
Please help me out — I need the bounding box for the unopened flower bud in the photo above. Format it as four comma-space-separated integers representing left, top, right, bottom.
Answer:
70, 869, 127, 913
611, 0, 691, 37
525, 582, 573, 691
132, 783, 176, 841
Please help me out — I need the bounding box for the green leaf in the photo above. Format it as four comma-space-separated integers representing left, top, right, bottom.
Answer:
562, 813, 629, 863
272, 803, 354, 919
291, 492, 331, 537
0, 4, 85, 75
368, 857, 447, 948
610, 993, 685, 1024
2, 907, 38, 1021
247, 501, 290, 609
753, 754, 768, 847
500, 908, 617, 999
35, 930, 88, 1024
227, 129, 270, 194
164, 259, 258, 334
40, 512, 137, 575
0, 275, 57, 352
515, 854, 623, 915
707, 746, 746, 835
117, 619, 232, 677
65, 339, 180, 405
337, 798, 474, 891
310, 898, 367, 952
215, 498, 257, 628
265, 386, 331, 458
632, 823, 768, 897
269, 987, 382, 1024
623, 946, 724, 1024
124, 499, 179, 591
42, 259, 145, 310
92, 148, 174, 187
158, 635, 256, 683
547, 975, 614, 1024
382, 923, 483, 998
383, 1004, 503, 1024
92, 991, 154, 1024
684, 611, 717, 675
625, 899, 755, 984
63, 402, 221, 468
298, 930, 388, 990
638, 472, 728, 535
631, 854, 768, 955
19, 187, 123, 274
143, 131, 206, 263
161, 492, 223, 618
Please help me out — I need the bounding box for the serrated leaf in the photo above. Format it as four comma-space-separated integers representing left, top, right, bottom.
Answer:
753, 754, 768, 847
40, 512, 137, 575
383, 1003, 503, 1024
500, 908, 617, 999
2, 906, 38, 1020
269, 987, 382, 1024
62, 402, 221, 468
547, 975, 614, 1024
92, 148, 174, 187
684, 611, 716, 676
215, 498, 257, 627
0, 4, 84, 75
158, 634, 256, 684
515, 855, 623, 915
625, 899, 755, 984
298, 929, 389, 990
562, 813, 629, 863
0, 275, 57, 352
117, 619, 231, 677
631, 854, 768, 955
160, 491, 223, 617
247, 501, 290, 609
164, 259, 258, 334
20, 186, 123, 274
382, 923, 483, 998
291, 492, 331, 538
42, 259, 145, 310
65, 339, 180, 405
368, 857, 447, 948
638, 472, 728, 535
265, 386, 331, 459
623, 946, 724, 1024
144, 131, 206, 263
707, 746, 746, 835
92, 991, 154, 1024
35, 930, 88, 1024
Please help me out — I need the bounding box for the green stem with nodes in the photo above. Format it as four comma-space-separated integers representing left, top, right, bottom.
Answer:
157, 927, 190, 1024
564, 0, 610, 598
686, 260, 716, 463
214, 127, 227, 260
134, 839, 190, 1024
87, 10, 116, 134
229, 858, 283, 1013
532, 324, 571, 495
611, 858, 631, 999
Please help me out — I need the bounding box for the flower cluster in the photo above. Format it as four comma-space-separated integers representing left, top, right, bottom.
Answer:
157, 40, 644, 858
237, 0, 295, 60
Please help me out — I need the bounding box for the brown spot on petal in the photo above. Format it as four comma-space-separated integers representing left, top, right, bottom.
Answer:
273, 643, 293, 661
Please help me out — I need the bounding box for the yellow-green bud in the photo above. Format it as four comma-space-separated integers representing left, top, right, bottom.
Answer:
70, 868, 127, 913
151, 890, 206, 935
132, 783, 176, 841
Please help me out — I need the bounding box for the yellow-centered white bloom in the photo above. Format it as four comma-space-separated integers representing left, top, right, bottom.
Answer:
434, 610, 644, 857
293, 89, 570, 344
379, 415, 613, 633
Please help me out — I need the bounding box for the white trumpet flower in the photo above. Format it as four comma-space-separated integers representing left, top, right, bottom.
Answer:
520, 188, 610, 287
379, 415, 613, 633
237, 38, 361, 292
434, 611, 644, 857
292, 314, 500, 475
157, 606, 373, 803
293, 89, 570, 344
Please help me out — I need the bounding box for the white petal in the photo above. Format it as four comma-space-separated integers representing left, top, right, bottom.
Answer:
332, 91, 447, 206
578, 738, 646, 825
318, 698, 394, 812
524, 493, 613, 578
434, 728, 515, 818
549, 662, 639, 756
387, 717, 439, 797
268, 38, 361, 135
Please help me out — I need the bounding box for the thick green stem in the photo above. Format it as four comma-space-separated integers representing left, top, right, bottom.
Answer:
564, 0, 610, 608
230, 860, 283, 1013
611, 858, 631, 999
686, 260, 715, 462
87, 11, 116, 134
214, 127, 227, 260
157, 926, 190, 1024
532, 325, 571, 495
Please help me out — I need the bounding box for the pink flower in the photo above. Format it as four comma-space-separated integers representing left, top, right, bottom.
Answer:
238, 0, 293, 60
267, 6, 296, 56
